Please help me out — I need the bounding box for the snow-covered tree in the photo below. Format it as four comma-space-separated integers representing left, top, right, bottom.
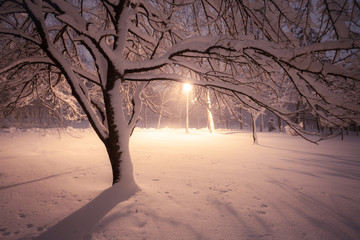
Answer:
1, 0, 359, 190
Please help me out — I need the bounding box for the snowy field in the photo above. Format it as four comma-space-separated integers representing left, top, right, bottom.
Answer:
0, 127, 359, 240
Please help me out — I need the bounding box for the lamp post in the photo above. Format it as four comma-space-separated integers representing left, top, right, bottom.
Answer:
183, 83, 192, 134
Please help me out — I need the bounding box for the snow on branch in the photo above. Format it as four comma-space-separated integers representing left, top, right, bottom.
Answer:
1, 0, 359, 145
0, 58, 54, 74
125, 72, 291, 114
0, 28, 41, 45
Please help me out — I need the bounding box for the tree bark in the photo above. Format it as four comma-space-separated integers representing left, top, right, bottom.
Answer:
104, 127, 136, 186
103, 79, 138, 190
239, 107, 243, 130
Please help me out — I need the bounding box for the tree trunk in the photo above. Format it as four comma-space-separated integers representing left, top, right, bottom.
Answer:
143, 105, 148, 128
157, 95, 164, 129
206, 90, 215, 134
302, 112, 306, 130
316, 114, 322, 133
105, 127, 136, 187
251, 113, 258, 144
277, 115, 282, 132
103, 80, 138, 191
157, 109, 162, 129
239, 107, 243, 130
295, 101, 300, 124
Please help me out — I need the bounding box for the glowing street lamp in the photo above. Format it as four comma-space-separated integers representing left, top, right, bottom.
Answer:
183, 83, 192, 134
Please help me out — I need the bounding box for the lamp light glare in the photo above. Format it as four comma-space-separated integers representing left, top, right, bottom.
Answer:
183, 83, 192, 93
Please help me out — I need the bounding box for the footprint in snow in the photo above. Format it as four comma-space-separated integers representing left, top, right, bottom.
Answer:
2, 231, 10, 236
0, 228, 10, 236
220, 189, 231, 193
256, 210, 266, 215
37, 224, 47, 232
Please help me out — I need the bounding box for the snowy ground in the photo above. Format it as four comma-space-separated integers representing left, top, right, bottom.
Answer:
0, 127, 359, 240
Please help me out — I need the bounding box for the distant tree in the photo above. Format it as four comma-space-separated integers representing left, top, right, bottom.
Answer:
146, 81, 178, 129
0, 58, 82, 127
0, 0, 359, 190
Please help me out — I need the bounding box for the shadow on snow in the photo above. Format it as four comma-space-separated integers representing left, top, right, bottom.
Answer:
34, 183, 137, 240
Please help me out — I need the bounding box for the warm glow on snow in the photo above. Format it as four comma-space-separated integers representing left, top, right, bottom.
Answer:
1, 128, 360, 239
